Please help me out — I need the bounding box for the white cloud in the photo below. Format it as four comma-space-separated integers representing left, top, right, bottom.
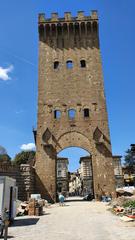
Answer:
20, 143, 36, 151
0, 65, 14, 81
15, 110, 24, 114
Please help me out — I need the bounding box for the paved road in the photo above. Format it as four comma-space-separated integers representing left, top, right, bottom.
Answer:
9, 201, 135, 240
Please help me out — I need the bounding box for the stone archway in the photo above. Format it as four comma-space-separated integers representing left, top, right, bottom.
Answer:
56, 131, 93, 154
35, 128, 115, 202
56, 132, 94, 198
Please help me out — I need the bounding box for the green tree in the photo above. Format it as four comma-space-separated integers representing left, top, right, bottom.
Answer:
0, 145, 7, 155
13, 151, 35, 165
124, 148, 135, 169
0, 154, 11, 164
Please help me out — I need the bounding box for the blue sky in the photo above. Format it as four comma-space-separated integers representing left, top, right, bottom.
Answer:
0, 1, 135, 170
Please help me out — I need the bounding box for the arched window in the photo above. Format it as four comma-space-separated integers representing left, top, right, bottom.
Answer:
54, 61, 59, 69
80, 60, 86, 68
84, 108, 89, 118
68, 109, 76, 119
66, 60, 73, 69
54, 110, 61, 119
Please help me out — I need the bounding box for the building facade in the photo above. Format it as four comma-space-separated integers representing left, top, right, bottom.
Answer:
69, 172, 82, 196
35, 11, 116, 202
57, 157, 69, 194
113, 156, 124, 188
80, 156, 93, 196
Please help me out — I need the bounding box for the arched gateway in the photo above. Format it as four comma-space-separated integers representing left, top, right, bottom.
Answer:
35, 11, 116, 202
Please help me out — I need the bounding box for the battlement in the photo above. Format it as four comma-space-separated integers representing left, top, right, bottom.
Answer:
38, 10, 99, 45
38, 10, 98, 23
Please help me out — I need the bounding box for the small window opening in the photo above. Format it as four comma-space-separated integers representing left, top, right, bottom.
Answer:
58, 163, 61, 168
68, 109, 76, 119
54, 61, 59, 69
54, 110, 61, 119
66, 60, 73, 69
58, 170, 62, 177
80, 60, 86, 68
84, 108, 89, 118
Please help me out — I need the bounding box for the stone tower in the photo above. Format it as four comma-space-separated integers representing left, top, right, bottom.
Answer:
35, 11, 116, 202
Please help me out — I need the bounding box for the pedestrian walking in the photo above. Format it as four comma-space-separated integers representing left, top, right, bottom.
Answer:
58, 193, 65, 206
0, 215, 4, 237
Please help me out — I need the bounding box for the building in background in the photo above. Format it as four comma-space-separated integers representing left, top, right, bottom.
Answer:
57, 157, 69, 194
113, 156, 124, 188
80, 156, 93, 196
69, 172, 82, 196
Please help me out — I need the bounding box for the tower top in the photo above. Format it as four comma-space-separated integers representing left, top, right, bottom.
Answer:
38, 10, 98, 24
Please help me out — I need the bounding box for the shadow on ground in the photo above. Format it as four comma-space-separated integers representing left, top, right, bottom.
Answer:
0, 236, 14, 239
10, 218, 40, 227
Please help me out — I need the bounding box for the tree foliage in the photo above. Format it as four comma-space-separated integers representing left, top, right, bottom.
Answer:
0, 145, 11, 164
0, 145, 7, 155
13, 151, 35, 165
124, 148, 135, 168
0, 154, 11, 164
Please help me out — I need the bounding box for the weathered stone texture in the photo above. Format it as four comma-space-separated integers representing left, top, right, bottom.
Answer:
0, 164, 35, 201
35, 11, 116, 202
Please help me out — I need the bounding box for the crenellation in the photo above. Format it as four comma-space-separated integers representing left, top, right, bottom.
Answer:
51, 12, 58, 21
38, 13, 45, 22
91, 10, 98, 19
38, 11, 98, 24
38, 11, 99, 44
64, 12, 72, 21
77, 11, 85, 20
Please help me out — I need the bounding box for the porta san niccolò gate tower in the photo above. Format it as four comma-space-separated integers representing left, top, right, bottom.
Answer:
35, 11, 116, 202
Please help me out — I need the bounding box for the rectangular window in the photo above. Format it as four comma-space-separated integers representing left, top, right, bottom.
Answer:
84, 108, 89, 117
58, 170, 62, 177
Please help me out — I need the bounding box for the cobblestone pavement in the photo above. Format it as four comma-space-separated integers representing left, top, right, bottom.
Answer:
8, 201, 135, 240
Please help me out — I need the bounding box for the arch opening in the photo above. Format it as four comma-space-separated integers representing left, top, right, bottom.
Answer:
54, 110, 61, 119
80, 59, 86, 68
66, 60, 73, 69
56, 146, 94, 200
68, 109, 76, 119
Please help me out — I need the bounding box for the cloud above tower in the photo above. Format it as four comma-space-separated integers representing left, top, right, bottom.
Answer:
20, 143, 36, 151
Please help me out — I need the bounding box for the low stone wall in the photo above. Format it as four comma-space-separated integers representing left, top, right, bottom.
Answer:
0, 164, 35, 201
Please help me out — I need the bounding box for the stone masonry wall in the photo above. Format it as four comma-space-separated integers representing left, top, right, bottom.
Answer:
0, 164, 35, 201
